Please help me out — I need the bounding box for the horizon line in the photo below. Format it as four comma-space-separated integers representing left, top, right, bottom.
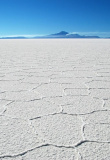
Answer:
0, 31, 110, 38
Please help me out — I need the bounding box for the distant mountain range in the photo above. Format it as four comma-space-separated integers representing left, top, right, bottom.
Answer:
31, 31, 100, 39
41, 31, 100, 39
0, 31, 110, 39
0, 36, 27, 39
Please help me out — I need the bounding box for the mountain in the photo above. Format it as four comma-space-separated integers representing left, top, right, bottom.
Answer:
66, 34, 99, 38
33, 31, 69, 39
34, 31, 100, 39
50, 31, 69, 36
0, 31, 102, 39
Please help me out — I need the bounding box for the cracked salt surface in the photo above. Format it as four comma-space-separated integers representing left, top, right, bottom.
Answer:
86, 80, 110, 89
0, 39, 110, 160
31, 114, 82, 146
77, 142, 110, 160
0, 116, 43, 157
84, 123, 110, 142
62, 96, 104, 115
4, 100, 61, 119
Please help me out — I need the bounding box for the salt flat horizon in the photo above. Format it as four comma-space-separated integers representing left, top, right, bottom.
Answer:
0, 39, 110, 160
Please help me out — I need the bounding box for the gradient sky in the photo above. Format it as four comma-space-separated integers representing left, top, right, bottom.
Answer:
0, 0, 110, 37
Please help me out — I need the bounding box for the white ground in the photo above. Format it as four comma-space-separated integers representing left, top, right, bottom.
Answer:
0, 39, 110, 160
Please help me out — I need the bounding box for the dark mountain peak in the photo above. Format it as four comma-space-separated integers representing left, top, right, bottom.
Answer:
57, 31, 69, 35
51, 31, 69, 36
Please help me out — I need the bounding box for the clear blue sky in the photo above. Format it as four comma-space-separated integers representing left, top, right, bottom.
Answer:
0, 0, 110, 37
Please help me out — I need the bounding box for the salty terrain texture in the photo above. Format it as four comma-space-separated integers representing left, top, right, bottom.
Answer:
0, 39, 110, 160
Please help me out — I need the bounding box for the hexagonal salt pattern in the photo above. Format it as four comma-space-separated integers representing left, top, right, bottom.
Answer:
0, 39, 110, 159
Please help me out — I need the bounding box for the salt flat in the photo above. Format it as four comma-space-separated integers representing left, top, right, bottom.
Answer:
0, 39, 110, 160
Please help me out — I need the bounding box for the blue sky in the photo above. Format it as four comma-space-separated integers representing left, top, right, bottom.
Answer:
0, 0, 110, 37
